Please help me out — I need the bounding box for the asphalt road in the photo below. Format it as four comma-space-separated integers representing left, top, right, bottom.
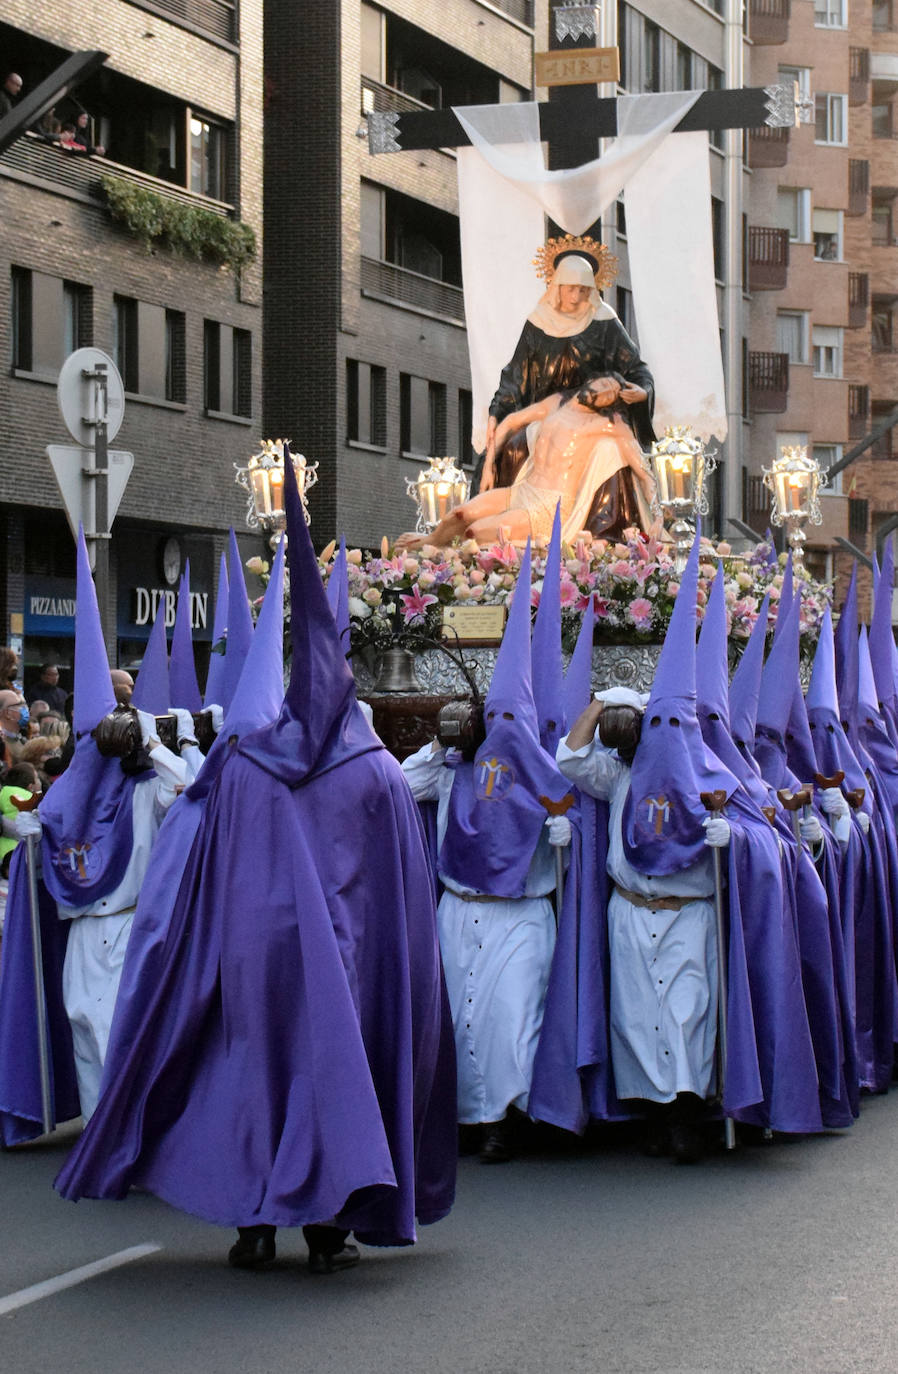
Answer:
2, 1103, 898, 1374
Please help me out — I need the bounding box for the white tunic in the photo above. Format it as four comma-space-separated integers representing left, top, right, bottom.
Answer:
57, 744, 186, 1121
402, 743, 557, 1124
557, 732, 718, 1104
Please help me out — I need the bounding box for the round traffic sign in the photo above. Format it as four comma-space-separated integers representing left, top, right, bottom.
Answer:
57, 348, 126, 448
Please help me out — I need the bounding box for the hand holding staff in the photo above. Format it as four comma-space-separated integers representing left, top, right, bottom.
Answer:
10, 790, 54, 1136
700, 789, 736, 1152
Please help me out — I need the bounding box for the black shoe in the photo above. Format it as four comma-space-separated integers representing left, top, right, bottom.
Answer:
479, 1121, 511, 1164
669, 1094, 706, 1164
308, 1243, 360, 1275
639, 1101, 671, 1158
228, 1225, 276, 1269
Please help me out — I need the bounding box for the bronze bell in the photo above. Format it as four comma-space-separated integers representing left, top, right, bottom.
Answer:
372, 647, 423, 694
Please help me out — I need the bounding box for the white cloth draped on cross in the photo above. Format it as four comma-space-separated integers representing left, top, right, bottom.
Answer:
454, 92, 728, 449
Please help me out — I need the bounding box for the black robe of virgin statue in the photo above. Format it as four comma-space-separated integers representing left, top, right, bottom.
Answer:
485, 317, 657, 540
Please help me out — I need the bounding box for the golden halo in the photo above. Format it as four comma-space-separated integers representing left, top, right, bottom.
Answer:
533, 234, 619, 291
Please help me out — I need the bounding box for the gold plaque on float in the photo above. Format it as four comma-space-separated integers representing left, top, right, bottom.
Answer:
441, 605, 507, 645
534, 48, 620, 88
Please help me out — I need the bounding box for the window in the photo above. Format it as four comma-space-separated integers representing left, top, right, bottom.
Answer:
775, 187, 811, 242
812, 326, 843, 378
874, 1, 895, 31
777, 311, 809, 364
676, 43, 691, 90
346, 360, 387, 447
204, 321, 253, 418
815, 0, 847, 26
872, 403, 896, 460
707, 65, 724, 152
813, 209, 843, 261
872, 300, 895, 352
815, 94, 847, 145
813, 444, 842, 492
643, 21, 660, 93
617, 286, 637, 342
872, 194, 895, 245
778, 66, 811, 99
711, 197, 724, 282
113, 296, 139, 393
872, 103, 894, 138
400, 374, 446, 456
458, 389, 474, 468
165, 310, 186, 404
189, 115, 226, 200
10, 269, 91, 377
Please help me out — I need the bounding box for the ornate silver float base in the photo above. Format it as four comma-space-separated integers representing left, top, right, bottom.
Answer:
353, 642, 664, 697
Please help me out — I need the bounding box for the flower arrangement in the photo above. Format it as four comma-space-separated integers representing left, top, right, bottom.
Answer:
288, 529, 831, 658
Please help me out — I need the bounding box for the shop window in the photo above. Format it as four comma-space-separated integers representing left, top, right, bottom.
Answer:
347, 360, 387, 447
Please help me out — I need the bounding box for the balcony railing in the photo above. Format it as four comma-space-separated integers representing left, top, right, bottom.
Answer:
849, 382, 871, 436
849, 159, 870, 216
748, 0, 791, 45
850, 47, 870, 104
849, 272, 869, 327
0, 131, 233, 215
127, 0, 236, 43
748, 124, 789, 168
361, 77, 431, 118
748, 226, 789, 290
483, 0, 534, 26
361, 256, 465, 325
742, 470, 772, 533
749, 351, 789, 412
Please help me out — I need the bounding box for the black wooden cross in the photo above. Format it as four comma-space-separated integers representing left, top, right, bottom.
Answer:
367, 7, 799, 173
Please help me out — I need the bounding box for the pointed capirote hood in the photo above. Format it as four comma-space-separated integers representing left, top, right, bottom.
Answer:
530, 506, 565, 754
727, 593, 771, 745
563, 593, 595, 728
756, 593, 801, 739
169, 562, 202, 713
484, 539, 540, 739
869, 535, 897, 710
216, 529, 254, 713
72, 524, 116, 737
858, 626, 881, 718
239, 444, 378, 786
695, 564, 730, 723
325, 536, 351, 653
834, 563, 859, 725
203, 552, 229, 708
131, 604, 170, 715
623, 527, 739, 875
806, 607, 840, 717
187, 534, 286, 801
772, 553, 793, 643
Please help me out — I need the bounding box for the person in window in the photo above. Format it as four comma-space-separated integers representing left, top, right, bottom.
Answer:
59, 116, 105, 157
0, 72, 23, 118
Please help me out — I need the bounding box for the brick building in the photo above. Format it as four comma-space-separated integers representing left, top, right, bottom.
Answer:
745, 0, 898, 606
0, 0, 263, 684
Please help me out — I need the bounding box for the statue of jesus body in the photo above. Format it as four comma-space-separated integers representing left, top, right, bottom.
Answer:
397, 377, 656, 550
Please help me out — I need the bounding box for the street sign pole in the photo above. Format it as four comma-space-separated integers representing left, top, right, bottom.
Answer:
83, 363, 112, 651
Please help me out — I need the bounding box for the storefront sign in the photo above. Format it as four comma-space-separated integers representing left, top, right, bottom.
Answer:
131, 587, 209, 630
24, 578, 77, 636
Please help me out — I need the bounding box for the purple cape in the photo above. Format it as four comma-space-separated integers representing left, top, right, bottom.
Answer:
0, 846, 80, 1144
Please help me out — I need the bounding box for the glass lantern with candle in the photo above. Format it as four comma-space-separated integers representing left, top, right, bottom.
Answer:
762, 445, 824, 572
235, 439, 319, 544
650, 426, 715, 569
406, 457, 470, 535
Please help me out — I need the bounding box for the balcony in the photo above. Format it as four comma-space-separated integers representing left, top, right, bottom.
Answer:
810, 492, 850, 546
872, 51, 898, 91
748, 0, 791, 44
0, 131, 232, 215
361, 77, 431, 119
486, 0, 534, 25
849, 383, 871, 437
849, 160, 870, 217
361, 256, 465, 325
127, 0, 236, 44
748, 227, 789, 290
749, 351, 789, 413
748, 124, 789, 169
849, 273, 870, 328
851, 48, 871, 105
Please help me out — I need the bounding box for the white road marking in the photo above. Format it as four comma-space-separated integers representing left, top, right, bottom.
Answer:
0, 1243, 162, 1316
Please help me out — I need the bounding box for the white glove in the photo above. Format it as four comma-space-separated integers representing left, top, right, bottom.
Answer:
207, 704, 224, 734
702, 816, 731, 848
136, 709, 157, 749
856, 810, 871, 836
799, 814, 824, 847
171, 708, 198, 746
546, 815, 572, 848
820, 787, 849, 821
14, 810, 42, 839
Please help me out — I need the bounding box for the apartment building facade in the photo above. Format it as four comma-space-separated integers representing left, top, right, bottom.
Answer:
0, 0, 263, 678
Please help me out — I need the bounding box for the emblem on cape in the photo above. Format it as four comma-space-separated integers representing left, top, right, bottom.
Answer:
54, 839, 102, 883
637, 794, 672, 836
474, 755, 516, 801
